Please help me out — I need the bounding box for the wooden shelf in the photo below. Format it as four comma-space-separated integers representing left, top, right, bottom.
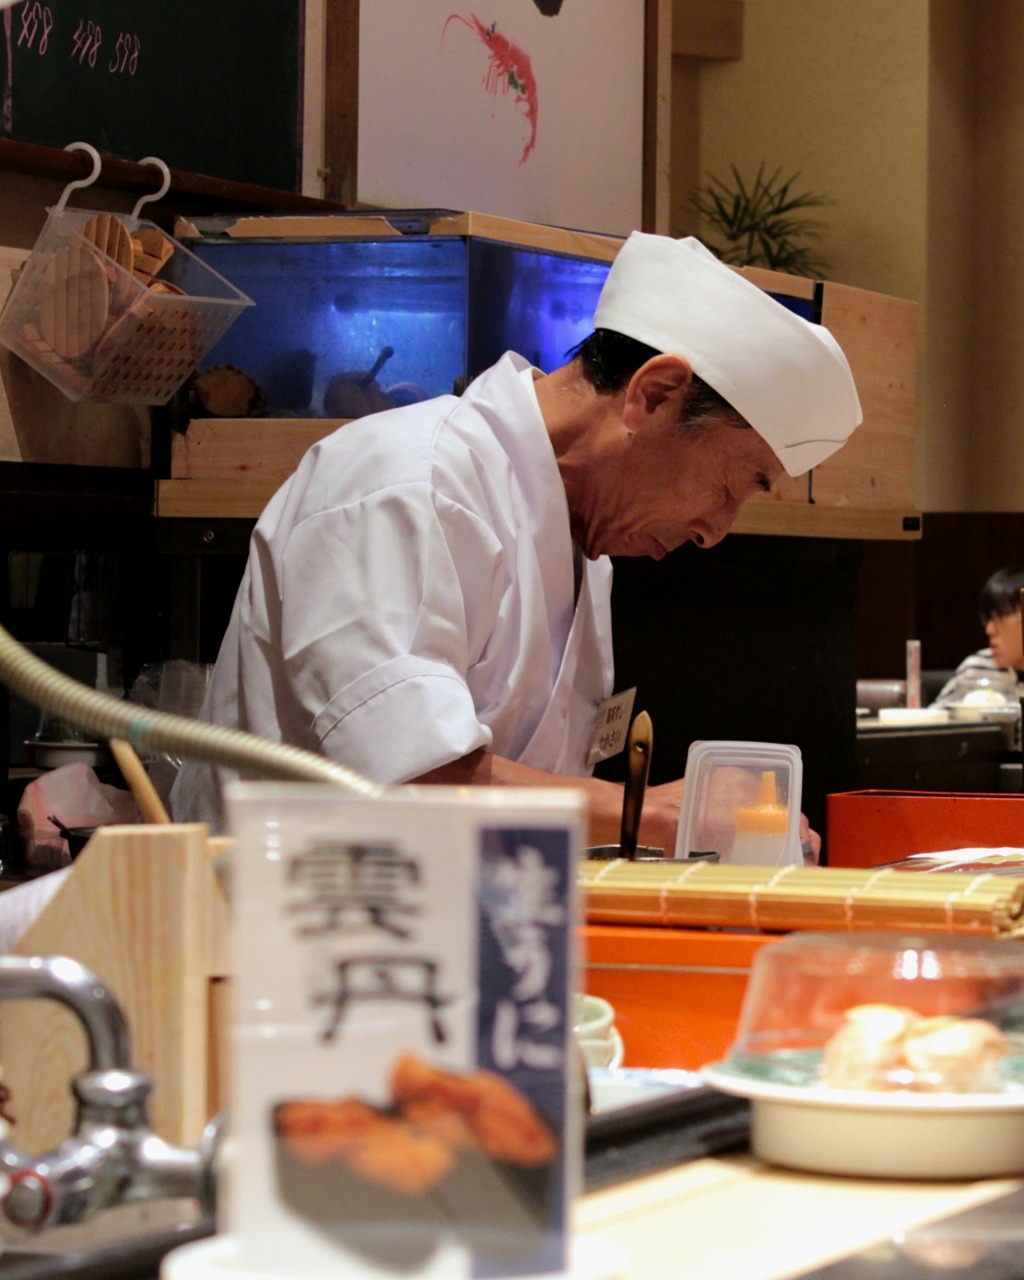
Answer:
160, 419, 922, 539
158, 477, 922, 541
733, 500, 923, 541
0, 139, 346, 215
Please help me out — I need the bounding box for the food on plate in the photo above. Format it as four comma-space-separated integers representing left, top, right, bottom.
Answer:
821, 1002, 1010, 1092
391, 1052, 558, 1166
961, 687, 1012, 707
901, 1015, 1009, 1092
273, 1095, 455, 1194
272, 1051, 556, 1195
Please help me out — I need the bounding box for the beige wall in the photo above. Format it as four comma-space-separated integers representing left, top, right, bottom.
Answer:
970, 2, 1024, 512
692, 0, 1000, 513
925, 0, 973, 511
697, 0, 929, 300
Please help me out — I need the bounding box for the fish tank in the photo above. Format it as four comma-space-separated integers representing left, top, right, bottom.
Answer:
186, 213, 821, 420
187, 231, 613, 419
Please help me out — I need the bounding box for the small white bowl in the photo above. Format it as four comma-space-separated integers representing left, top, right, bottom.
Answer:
578, 1027, 625, 1071
574, 994, 615, 1039
704, 1063, 1024, 1180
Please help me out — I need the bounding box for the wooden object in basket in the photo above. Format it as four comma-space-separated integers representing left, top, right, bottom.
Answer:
38, 242, 109, 360
2, 824, 230, 1156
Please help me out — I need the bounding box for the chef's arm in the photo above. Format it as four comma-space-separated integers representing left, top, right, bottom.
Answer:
410, 749, 682, 851
412, 750, 821, 863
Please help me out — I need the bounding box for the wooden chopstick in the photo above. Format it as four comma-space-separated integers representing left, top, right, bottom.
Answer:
109, 737, 172, 825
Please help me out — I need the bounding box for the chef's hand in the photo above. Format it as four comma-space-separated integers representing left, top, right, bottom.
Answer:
412, 752, 822, 862
800, 814, 821, 865
638, 777, 685, 853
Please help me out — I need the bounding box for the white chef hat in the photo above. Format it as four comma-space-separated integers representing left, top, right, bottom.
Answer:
593, 232, 863, 476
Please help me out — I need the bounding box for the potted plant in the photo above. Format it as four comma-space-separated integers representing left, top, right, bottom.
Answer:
690, 162, 832, 276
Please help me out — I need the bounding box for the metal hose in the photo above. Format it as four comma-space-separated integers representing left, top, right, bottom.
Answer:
0, 621, 383, 798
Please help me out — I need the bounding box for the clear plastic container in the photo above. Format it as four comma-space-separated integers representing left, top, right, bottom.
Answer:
673, 740, 802, 866
704, 932, 1024, 1178
727, 931, 1024, 1091
0, 207, 253, 404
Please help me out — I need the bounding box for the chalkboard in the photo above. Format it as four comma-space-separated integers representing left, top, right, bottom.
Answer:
1, 0, 303, 192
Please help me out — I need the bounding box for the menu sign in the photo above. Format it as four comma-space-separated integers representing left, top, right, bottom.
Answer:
225, 783, 586, 1280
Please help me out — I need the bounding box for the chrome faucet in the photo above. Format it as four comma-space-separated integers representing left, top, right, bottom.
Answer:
0, 955, 216, 1231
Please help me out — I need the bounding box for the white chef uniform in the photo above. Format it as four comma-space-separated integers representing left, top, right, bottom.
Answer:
171, 352, 614, 828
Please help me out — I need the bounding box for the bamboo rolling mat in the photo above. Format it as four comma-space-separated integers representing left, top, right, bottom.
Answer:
580, 859, 1024, 936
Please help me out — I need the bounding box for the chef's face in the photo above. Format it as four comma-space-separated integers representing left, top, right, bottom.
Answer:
985, 608, 1024, 669
575, 409, 783, 560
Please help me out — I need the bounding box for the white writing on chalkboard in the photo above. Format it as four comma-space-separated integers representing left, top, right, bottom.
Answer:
16, 4, 53, 55
70, 18, 102, 66
109, 31, 139, 75
16, 6, 138, 76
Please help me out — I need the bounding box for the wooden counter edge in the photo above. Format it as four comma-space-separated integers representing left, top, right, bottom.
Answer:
157, 478, 923, 541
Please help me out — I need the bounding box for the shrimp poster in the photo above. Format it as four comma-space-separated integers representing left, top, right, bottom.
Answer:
355, 0, 645, 234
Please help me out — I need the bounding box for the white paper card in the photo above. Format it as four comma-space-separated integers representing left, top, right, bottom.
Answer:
224, 782, 586, 1279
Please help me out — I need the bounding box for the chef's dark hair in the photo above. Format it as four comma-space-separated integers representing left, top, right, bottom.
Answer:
980, 566, 1024, 622
567, 329, 746, 427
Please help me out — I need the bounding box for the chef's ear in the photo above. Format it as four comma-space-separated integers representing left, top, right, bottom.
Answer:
624, 354, 693, 426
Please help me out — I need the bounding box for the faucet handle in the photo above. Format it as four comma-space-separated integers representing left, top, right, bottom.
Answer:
0, 956, 208, 1231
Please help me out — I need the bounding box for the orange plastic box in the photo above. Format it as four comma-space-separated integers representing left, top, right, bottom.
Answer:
581, 924, 776, 1070
827, 789, 1024, 868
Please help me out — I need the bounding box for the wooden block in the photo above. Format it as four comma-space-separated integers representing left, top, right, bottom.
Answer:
132, 226, 175, 283
735, 264, 816, 300
38, 242, 110, 359
157, 476, 286, 519
726, 271, 918, 514
672, 0, 744, 60
733, 499, 922, 541
170, 418, 343, 481
427, 211, 622, 262
5, 825, 227, 1152
813, 281, 919, 510
81, 213, 134, 271
81, 213, 136, 312
148, 280, 187, 296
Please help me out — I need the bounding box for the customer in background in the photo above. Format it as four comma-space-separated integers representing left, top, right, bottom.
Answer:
931, 565, 1024, 706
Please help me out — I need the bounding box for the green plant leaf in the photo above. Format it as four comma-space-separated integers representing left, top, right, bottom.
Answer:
690, 163, 833, 274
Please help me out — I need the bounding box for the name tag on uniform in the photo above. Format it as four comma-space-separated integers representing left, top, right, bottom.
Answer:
586, 686, 637, 766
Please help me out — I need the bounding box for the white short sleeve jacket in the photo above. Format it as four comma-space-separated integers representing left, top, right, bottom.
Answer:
171, 353, 615, 827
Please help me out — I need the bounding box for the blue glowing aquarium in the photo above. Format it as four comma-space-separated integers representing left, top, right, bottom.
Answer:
185, 211, 616, 419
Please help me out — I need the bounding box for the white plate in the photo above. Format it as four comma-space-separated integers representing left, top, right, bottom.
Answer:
588, 1066, 704, 1114
25, 739, 112, 769
703, 1061, 1024, 1179
947, 703, 1019, 722
876, 708, 950, 726
161, 1231, 629, 1280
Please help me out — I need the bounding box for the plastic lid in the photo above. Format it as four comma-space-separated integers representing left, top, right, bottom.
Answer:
724, 931, 1024, 1094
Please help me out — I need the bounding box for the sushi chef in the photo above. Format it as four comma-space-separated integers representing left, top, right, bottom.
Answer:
171, 233, 862, 855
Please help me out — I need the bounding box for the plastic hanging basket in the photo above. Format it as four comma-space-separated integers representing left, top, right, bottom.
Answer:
0, 147, 253, 405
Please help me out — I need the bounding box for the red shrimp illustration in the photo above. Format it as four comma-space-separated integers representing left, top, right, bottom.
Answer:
442, 13, 538, 165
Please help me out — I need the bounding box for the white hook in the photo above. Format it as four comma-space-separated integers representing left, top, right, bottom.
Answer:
130, 156, 171, 221
53, 142, 102, 215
